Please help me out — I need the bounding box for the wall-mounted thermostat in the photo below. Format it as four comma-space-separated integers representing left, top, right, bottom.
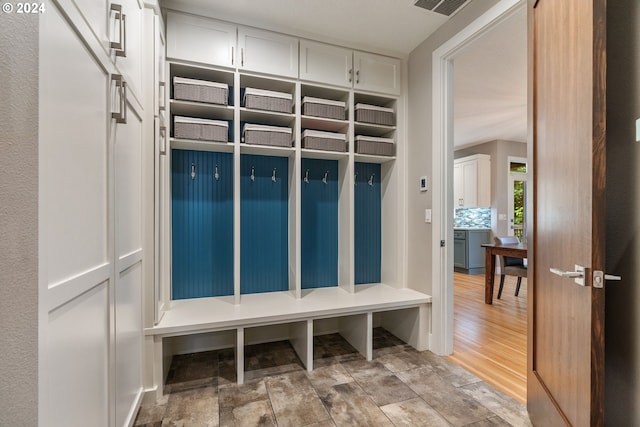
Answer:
420, 176, 428, 192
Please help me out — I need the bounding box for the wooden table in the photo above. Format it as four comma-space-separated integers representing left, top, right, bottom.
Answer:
481, 243, 528, 304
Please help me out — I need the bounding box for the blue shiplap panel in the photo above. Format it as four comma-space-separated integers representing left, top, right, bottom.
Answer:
171, 150, 234, 299
354, 162, 381, 284
301, 159, 339, 289
240, 154, 289, 294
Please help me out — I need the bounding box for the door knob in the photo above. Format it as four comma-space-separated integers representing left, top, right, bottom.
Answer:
550, 264, 585, 286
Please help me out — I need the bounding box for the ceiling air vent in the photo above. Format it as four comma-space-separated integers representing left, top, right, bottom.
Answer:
414, 0, 469, 16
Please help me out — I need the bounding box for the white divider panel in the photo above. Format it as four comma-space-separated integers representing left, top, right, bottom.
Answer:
379, 305, 430, 351
289, 320, 313, 371
338, 312, 372, 361
236, 327, 245, 384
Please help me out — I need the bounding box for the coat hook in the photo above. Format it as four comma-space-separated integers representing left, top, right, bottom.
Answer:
354, 171, 358, 186
214, 164, 220, 181
368, 173, 374, 186
322, 170, 328, 184
304, 169, 309, 183
191, 163, 196, 180
250, 166, 255, 182
272, 168, 277, 183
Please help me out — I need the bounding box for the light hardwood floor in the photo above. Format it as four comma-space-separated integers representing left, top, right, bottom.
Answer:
448, 272, 527, 403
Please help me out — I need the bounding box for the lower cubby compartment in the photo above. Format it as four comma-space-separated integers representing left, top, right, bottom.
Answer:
171, 149, 234, 299
354, 162, 382, 284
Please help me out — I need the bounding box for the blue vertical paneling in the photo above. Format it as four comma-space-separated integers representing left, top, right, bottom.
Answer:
240, 154, 289, 294
171, 150, 234, 299
301, 159, 339, 289
354, 162, 381, 284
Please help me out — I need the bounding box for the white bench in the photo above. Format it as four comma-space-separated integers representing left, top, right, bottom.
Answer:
145, 283, 431, 395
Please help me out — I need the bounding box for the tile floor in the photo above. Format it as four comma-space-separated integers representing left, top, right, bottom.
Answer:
134, 329, 532, 427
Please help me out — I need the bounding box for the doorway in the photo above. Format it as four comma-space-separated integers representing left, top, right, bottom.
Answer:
429, 0, 528, 403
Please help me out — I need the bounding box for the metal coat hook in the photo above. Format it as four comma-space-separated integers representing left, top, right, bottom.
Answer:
304, 169, 309, 184
250, 166, 255, 182
368, 174, 374, 186
214, 164, 220, 181
322, 171, 328, 184
191, 163, 196, 180
354, 171, 358, 186
272, 168, 277, 183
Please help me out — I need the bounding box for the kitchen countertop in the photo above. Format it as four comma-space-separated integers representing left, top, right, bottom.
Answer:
454, 227, 491, 231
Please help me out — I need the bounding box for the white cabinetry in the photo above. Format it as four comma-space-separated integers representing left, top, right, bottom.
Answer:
299, 40, 401, 95
114, 0, 144, 101
40, 0, 146, 425
166, 11, 236, 67
238, 27, 299, 78
300, 40, 353, 88
454, 154, 491, 208
353, 51, 401, 95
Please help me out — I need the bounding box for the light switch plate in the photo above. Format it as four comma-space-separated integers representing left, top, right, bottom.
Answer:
425, 209, 432, 223
636, 118, 640, 142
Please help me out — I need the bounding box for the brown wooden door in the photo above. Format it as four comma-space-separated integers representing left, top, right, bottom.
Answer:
528, 0, 606, 425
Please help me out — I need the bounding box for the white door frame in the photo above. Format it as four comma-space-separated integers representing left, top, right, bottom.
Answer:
429, 0, 525, 356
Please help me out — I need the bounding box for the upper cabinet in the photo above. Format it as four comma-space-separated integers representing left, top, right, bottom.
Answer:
454, 154, 491, 208
299, 41, 400, 95
166, 11, 236, 68
353, 51, 401, 95
300, 40, 353, 88
238, 27, 299, 78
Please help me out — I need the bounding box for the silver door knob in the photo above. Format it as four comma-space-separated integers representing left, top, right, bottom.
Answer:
593, 270, 622, 288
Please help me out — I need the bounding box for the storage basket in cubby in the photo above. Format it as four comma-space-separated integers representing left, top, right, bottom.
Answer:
302, 96, 346, 120
174, 116, 229, 143
355, 103, 395, 126
173, 77, 228, 105
243, 87, 292, 113
243, 124, 292, 147
355, 135, 395, 156
302, 130, 347, 152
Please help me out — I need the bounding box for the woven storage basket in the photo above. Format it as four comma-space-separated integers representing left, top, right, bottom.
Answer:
355, 103, 395, 126
173, 77, 228, 105
301, 130, 347, 152
302, 96, 346, 120
243, 124, 292, 147
243, 87, 292, 113
355, 135, 395, 156
174, 116, 228, 142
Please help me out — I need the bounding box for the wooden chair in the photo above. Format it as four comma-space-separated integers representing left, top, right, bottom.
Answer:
494, 236, 527, 298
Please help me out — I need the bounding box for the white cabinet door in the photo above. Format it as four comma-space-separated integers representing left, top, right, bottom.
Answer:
154, 14, 167, 120
353, 51, 401, 95
299, 40, 353, 87
166, 11, 236, 67
238, 27, 298, 78
454, 164, 464, 208
72, 0, 110, 50
114, 0, 144, 102
461, 160, 478, 207
40, 3, 111, 426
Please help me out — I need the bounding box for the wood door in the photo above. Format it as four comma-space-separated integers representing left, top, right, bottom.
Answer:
528, 0, 606, 425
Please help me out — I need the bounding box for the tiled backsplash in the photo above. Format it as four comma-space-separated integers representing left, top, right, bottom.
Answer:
454, 208, 492, 228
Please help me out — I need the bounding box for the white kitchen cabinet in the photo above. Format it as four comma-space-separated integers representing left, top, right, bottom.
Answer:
238, 27, 299, 78
453, 154, 491, 208
353, 51, 401, 95
300, 40, 353, 88
166, 11, 236, 68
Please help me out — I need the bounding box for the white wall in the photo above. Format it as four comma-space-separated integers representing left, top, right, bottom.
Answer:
406, 0, 501, 296
0, 13, 39, 426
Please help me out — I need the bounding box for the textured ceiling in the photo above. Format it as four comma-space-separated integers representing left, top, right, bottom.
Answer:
453, 7, 527, 148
